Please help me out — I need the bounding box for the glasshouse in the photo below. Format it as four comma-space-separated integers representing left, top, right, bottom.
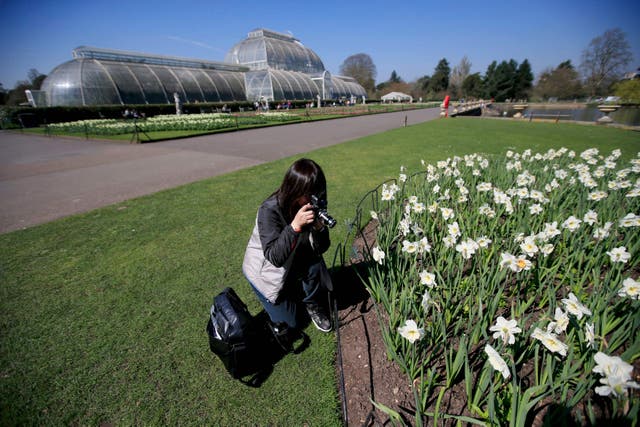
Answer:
33, 28, 367, 107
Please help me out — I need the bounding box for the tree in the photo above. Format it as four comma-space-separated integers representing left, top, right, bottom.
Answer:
339, 53, 377, 96
427, 58, 450, 94
580, 28, 632, 97
494, 59, 518, 101
613, 79, 640, 103
450, 56, 472, 98
534, 60, 583, 100
461, 73, 484, 99
514, 59, 534, 100
483, 61, 498, 99
389, 70, 402, 83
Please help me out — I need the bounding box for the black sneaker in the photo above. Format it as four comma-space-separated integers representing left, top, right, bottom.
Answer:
305, 304, 332, 332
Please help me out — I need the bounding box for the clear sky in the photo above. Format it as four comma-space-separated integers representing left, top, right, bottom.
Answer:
0, 0, 638, 89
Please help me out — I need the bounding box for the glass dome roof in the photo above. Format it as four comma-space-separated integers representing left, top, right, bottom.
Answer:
224, 29, 325, 74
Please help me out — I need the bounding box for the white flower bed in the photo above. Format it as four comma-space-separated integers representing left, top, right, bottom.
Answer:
363, 147, 639, 424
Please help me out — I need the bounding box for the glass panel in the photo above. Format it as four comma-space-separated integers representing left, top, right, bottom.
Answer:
41, 60, 84, 106
151, 67, 186, 102
103, 62, 145, 104
244, 71, 272, 101
172, 68, 204, 103
128, 64, 168, 104
80, 60, 120, 105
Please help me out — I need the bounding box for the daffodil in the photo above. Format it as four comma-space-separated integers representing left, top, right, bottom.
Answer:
489, 316, 522, 345
561, 293, 592, 320
484, 344, 510, 379
531, 327, 568, 356
372, 246, 385, 265
548, 307, 569, 334
398, 319, 424, 343
585, 322, 595, 349
419, 270, 437, 288
618, 277, 640, 299
562, 215, 582, 232
619, 213, 640, 228
606, 246, 631, 264
595, 374, 640, 397
593, 352, 634, 380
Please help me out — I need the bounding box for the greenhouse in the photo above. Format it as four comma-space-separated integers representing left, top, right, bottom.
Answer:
35, 29, 367, 107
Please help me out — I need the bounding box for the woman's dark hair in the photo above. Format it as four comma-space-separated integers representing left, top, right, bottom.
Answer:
275, 158, 327, 221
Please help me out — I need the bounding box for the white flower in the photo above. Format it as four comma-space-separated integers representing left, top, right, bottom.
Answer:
520, 236, 539, 257
477, 182, 493, 192
398, 319, 424, 343
370, 210, 378, 220
419, 270, 437, 288
447, 221, 461, 239
593, 352, 633, 377
456, 239, 479, 260
583, 210, 598, 225
418, 237, 431, 253
443, 235, 456, 248
412, 202, 426, 214
561, 293, 592, 320
593, 222, 613, 241
618, 277, 640, 299
372, 246, 385, 265
588, 191, 608, 201
619, 213, 640, 228
531, 327, 568, 356
489, 316, 522, 345
542, 221, 561, 240
399, 173, 407, 182
529, 204, 543, 215
381, 189, 394, 201
484, 344, 511, 379
585, 322, 595, 349
476, 236, 492, 248
607, 246, 631, 264
541, 243, 554, 257
440, 207, 454, 220
562, 215, 582, 232
595, 374, 640, 397
401, 240, 418, 254
549, 307, 569, 334
421, 290, 432, 312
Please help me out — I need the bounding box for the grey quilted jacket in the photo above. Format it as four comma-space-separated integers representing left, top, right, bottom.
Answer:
242, 195, 330, 303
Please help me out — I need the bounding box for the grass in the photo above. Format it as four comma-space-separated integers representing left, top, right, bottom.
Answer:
1, 118, 639, 425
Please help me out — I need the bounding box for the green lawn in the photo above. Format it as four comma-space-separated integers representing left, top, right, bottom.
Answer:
1, 119, 638, 425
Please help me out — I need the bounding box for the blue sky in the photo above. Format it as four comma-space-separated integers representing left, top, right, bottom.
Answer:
0, 0, 638, 89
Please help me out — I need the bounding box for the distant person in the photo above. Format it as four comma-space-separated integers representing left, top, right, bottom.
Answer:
242, 158, 333, 336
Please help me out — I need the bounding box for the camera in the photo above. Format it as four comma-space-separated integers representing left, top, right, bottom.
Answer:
310, 195, 337, 228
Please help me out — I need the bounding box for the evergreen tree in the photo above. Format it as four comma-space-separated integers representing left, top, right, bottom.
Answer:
514, 59, 534, 100
428, 58, 450, 93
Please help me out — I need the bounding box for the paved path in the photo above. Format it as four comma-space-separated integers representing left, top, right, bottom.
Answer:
0, 108, 440, 233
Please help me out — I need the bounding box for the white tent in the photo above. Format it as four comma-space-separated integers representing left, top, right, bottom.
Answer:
381, 91, 413, 103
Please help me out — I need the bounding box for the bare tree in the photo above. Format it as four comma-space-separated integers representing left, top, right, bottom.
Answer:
339, 53, 377, 96
450, 56, 471, 98
580, 28, 632, 97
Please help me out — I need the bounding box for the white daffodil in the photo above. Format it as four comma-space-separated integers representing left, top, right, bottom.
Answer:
520, 236, 539, 257
541, 243, 554, 257
562, 215, 582, 232
476, 236, 492, 248
618, 277, 640, 299
419, 270, 437, 288
440, 207, 454, 220
595, 374, 640, 397
583, 210, 598, 225
421, 290, 432, 312
484, 344, 511, 379
619, 213, 640, 228
500, 253, 518, 272
489, 316, 522, 345
401, 240, 418, 254
561, 293, 592, 320
549, 307, 569, 334
370, 210, 378, 220
417, 237, 430, 253
585, 322, 595, 349
531, 327, 568, 356
607, 246, 631, 264
529, 204, 543, 215
588, 191, 608, 201
443, 235, 456, 248
372, 246, 385, 265
593, 352, 635, 380
593, 221, 613, 241
447, 221, 461, 239
412, 202, 426, 214
456, 239, 479, 260
398, 319, 424, 343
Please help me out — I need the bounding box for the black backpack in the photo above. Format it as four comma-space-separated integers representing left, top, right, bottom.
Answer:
206, 287, 302, 386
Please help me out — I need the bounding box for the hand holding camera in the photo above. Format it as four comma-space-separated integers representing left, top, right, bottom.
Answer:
291, 195, 336, 232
